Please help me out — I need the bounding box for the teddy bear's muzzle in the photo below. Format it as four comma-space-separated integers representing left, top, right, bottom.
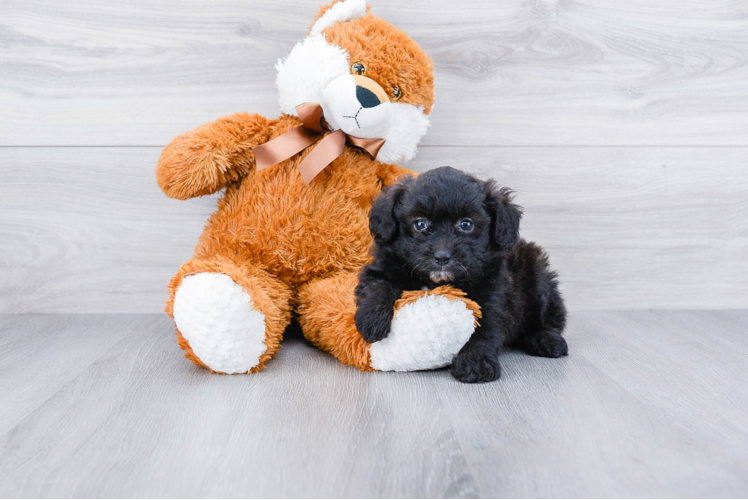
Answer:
352, 74, 390, 108
356, 87, 381, 108
322, 74, 392, 139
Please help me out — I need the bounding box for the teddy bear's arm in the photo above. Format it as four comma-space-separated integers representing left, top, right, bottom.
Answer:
156, 112, 271, 200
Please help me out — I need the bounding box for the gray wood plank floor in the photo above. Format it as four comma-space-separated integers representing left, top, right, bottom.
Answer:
1, 311, 747, 498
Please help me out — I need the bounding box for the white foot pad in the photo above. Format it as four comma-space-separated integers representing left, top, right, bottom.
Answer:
173, 273, 267, 374
368, 294, 476, 372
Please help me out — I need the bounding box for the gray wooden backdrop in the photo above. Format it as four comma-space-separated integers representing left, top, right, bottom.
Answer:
1, 0, 747, 313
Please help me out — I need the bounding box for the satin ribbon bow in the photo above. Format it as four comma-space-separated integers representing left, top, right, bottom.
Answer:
252, 103, 386, 185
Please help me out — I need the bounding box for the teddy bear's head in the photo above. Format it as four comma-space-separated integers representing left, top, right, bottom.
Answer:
276, 0, 435, 164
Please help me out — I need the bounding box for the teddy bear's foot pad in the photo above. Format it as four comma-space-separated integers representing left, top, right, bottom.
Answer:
369, 294, 476, 372
173, 273, 267, 374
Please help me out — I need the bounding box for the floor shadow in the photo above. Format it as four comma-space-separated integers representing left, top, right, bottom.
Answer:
281, 317, 311, 345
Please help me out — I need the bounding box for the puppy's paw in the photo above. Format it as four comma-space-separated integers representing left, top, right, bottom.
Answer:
354, 307, 393, 343
524, 331, 569, 358
451, 349, 501, 383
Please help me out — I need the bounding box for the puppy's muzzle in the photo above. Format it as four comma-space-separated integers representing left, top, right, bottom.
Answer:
429, 270, 455, 284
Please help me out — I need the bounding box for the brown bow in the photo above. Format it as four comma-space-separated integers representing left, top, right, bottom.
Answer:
252, 103, 386, 185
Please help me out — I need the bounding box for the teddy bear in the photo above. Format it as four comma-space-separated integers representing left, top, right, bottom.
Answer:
156, 0, 481, 374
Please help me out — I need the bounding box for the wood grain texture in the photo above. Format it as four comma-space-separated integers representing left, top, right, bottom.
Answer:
440, 310, 748, 497
577, 311, 748, 459
0, 315, 138, 431
1, 146, 746, 313
1, 311, 747, 497
1, 0, 748, 146
0, 315, 478, 498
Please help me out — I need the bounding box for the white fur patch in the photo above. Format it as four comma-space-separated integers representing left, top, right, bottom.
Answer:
322, 79, 431, 163
275, 21, 430, 164
322, 74, 392, 139
376, 103, 431, 164
369, 295, 476, 371
173, 273, 267, 374
310, 0, 367, 36
276, 34, 350, 116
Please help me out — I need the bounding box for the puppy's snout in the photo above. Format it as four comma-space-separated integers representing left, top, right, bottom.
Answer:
434, 249, 452, 265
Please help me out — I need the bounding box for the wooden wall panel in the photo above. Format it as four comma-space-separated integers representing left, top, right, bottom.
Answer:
1, 146, 745, 313
2, 0, 746, 311
1, 0, 747, 146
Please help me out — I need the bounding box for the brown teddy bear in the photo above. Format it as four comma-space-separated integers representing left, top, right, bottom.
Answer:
157, 0, 480, 374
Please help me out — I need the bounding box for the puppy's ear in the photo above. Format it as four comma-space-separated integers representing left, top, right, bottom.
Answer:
484, 180, 522, 251
369, 176, 413, 244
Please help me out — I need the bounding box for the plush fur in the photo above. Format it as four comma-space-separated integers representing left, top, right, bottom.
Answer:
276, 34, 350, 117
274, 2, 434, 164
310, 0, 367, 36
157, 0, 478, 374
355, 167, 569, 383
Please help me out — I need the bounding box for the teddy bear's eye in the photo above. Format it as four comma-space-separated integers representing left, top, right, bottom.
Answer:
392, 85, 403, 101
351, 61, 366, 75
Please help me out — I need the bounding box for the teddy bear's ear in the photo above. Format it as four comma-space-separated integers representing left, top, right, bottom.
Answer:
309, 0, 368, 36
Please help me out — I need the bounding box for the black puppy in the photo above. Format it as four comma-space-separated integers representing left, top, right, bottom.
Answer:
355, 167, 568, 383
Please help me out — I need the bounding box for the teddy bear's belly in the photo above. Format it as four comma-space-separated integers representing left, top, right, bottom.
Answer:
195, 175, 375, 285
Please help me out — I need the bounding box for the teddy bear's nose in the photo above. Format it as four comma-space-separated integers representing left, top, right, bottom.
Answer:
356, 86, 381, 108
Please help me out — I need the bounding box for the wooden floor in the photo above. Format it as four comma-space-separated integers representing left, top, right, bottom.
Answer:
1, 311, 746, 498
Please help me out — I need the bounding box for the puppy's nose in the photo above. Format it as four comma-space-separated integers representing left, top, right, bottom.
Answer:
434, 249, 452, 265
356, 86, 381, 108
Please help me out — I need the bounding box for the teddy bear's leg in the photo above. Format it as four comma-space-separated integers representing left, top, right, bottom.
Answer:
297, 272, 481, 372
297, 272, 372, 370
165, 257, 292, 374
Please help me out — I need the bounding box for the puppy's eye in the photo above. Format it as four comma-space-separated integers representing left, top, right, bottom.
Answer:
351, 61, 366, 75
413, 218, 429, 233
457, 219, 474, 233
392, 85, 403, 101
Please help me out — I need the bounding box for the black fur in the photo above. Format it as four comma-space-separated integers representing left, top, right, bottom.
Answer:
355, 167, 568, 383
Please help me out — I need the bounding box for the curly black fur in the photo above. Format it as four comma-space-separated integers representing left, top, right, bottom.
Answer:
355, 167, 568, 383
